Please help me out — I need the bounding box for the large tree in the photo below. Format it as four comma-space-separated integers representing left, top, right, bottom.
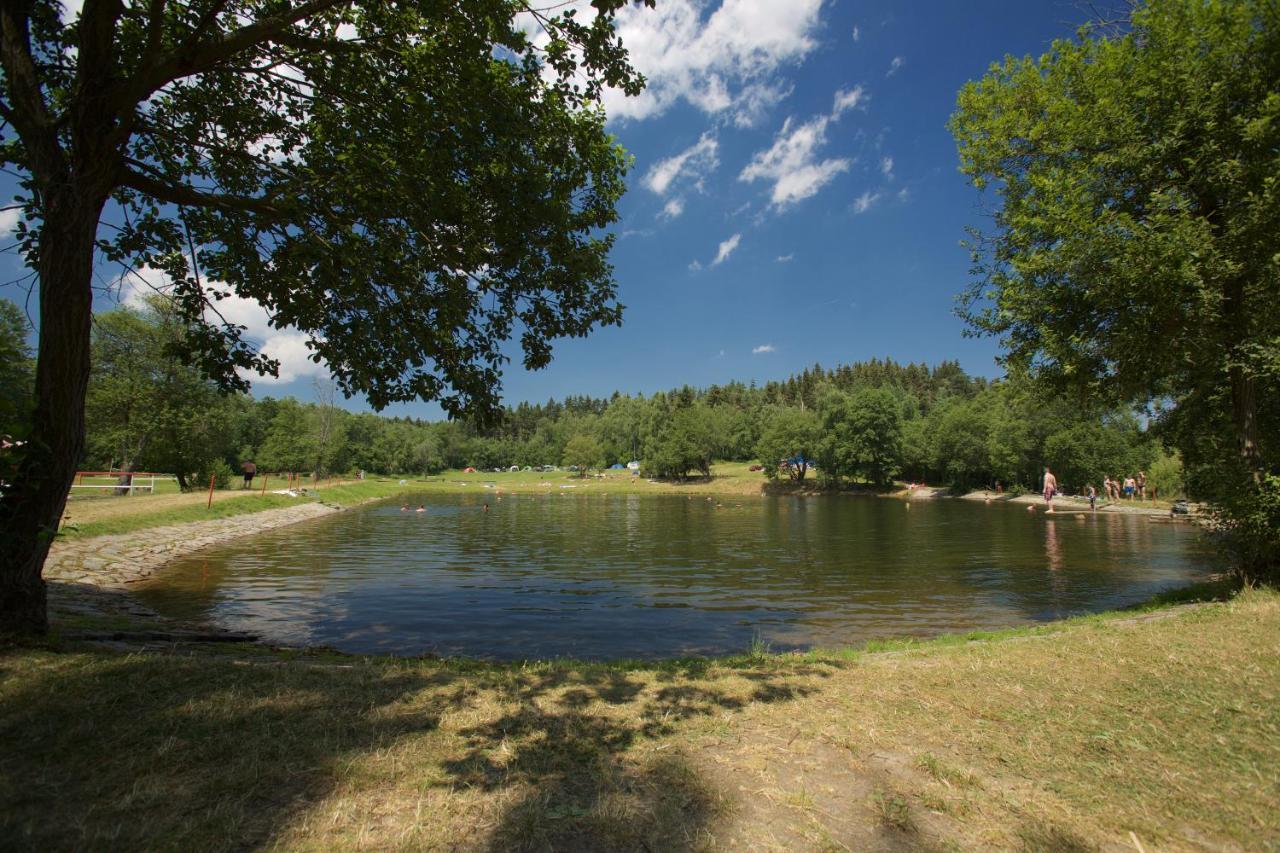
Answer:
0, 0, 650, 631
950, 0, 1280, 577
85, 302, 236, 488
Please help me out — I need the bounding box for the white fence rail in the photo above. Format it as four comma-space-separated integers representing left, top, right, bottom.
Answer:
69, 472, 165, 496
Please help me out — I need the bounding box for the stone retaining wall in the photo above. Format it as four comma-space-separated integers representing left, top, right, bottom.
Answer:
46, 501, 339, 590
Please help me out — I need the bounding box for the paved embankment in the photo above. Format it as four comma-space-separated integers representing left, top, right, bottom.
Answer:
44, 501, 340, 627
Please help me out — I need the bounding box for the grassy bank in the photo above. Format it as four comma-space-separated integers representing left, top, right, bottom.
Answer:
53, 466, 775, 540
3, 586, 1276, 850
57, 479, 417, 540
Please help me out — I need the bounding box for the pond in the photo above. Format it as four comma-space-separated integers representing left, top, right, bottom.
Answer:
134, 493, 1212, 660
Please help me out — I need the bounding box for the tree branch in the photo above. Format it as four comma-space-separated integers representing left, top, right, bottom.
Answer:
120, 164, 288, 218
0, 0, 61, 179
115, 0, 353, 115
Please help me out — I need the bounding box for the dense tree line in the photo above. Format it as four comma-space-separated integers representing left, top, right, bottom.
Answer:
61, 302, 1172, 497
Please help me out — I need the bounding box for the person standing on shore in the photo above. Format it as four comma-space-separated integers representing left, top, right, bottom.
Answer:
1123, 475, 1136, 500
1087, 483, 1097, 511
1042, 467, 1058, 513
1136, 470, 1147, 501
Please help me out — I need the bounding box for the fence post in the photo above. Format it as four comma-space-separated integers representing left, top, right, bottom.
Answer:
206, 473, 216, 509
260, 474, 268, 496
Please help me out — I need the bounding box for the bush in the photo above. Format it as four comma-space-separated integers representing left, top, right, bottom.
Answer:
1146, 447, 1184, 499
195, 459, 236, 490
1210, 474, 1280, 584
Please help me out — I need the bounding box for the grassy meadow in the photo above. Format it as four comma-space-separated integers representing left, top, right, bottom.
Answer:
55, 464, 778, 540
2, 584, 1276, 850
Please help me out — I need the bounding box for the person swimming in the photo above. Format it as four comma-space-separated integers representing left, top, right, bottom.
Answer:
416, 505, 426, 512
401, 504, 409, 511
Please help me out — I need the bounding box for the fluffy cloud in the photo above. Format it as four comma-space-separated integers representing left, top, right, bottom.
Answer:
853, 190, 882, 214
752, 344, 776, 354
776, 253, 794, 263
739, 87, 866, 209
852, 25, 861, 42
659, 198, 685, 220
522, 0, 823, 124
880, 156, 894, 179
113, 265, 328, 387
887, 56, 906, 77
712, 233, 741, 266
0, 208, 20, 237
645, 133, 719, 195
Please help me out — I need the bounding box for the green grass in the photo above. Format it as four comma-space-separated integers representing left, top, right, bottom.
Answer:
5, 587, 1275, 850
56, 479, 418, 540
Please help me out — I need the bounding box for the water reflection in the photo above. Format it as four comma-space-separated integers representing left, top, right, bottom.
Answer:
133, 495, 1212, 660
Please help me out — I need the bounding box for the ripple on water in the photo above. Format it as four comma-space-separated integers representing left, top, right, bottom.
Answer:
133, 494, 1212, 659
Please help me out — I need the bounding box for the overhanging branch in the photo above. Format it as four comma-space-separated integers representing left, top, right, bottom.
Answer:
115, 0, 353, 117
121, 165, 289, 218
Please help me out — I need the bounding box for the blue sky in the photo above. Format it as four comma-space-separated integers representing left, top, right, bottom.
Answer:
0, 1, 1084, 418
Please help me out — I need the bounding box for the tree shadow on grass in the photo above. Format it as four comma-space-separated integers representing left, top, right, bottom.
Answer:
0, 643, 834, 851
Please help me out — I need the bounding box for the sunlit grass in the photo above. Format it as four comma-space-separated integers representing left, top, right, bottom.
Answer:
3, 586, 1276, 850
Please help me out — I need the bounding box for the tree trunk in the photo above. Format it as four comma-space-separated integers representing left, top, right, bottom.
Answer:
1222, 274, 1264, 483
0, 195, 103, 633
1229, 365, 1263, 483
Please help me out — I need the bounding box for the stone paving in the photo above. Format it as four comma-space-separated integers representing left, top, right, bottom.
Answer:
44, 501, 339, 631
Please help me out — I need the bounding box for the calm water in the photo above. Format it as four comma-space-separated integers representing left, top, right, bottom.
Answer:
134, 494, 1212, 659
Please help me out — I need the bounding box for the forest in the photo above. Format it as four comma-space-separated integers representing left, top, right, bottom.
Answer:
1, 300, 1177, 497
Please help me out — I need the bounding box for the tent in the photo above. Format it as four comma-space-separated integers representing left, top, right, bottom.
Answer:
609, 463, 625, 470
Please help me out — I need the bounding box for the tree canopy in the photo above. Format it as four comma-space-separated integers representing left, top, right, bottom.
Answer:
950, 0, 1280, 577
0, 0, 652, 631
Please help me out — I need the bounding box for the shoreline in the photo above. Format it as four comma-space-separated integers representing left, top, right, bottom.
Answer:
43, 485, 1215, 658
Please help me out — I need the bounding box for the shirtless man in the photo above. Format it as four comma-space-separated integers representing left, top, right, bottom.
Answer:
1042, 467, 1058, 513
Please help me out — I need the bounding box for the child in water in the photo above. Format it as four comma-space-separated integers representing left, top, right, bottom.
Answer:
416, 505, 426, 513
401, 503, 409, 511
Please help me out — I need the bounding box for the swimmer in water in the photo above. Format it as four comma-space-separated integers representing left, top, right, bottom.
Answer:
401, 504, 409, 511
483, 502, 489, 513
416, 505, 425, 513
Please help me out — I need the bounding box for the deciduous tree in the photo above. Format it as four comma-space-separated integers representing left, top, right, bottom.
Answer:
0, 0, 650, 630
951, 0, 1279, 577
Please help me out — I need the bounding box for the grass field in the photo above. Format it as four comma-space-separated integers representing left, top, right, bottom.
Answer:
57, 478, 413, 539
2, 584, 1275, 850
55, 465, 778, 540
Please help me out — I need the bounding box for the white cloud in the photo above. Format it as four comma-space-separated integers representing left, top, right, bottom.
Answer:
739, 85, 868, 210
897, 186, 911, 202
887, 56, 905, 77
644, 133, 719, 195
712, 233, 741, 266
112, 264, 328, 387
0, 208, 20, 237
523, 0, 823, 124
852, 25, 861, 42
59, 0, 84, 24
731, 80, 794, 128
752, 344, 776, 354
853, 190, 882, 214
256, 332, 328, 385
688, 259, 704, 272
740, 115, 851, 209
832, 86, 866, 116
776, 253, 794, 263
880, 156, 894, 178
659, 198, 685, 220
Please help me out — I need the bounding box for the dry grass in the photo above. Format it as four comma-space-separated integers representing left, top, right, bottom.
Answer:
2, 589, 1277, 851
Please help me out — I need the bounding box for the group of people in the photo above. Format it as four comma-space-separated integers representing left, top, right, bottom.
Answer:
1041, 467, 1154, 513
1102, 472, 1152, 501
